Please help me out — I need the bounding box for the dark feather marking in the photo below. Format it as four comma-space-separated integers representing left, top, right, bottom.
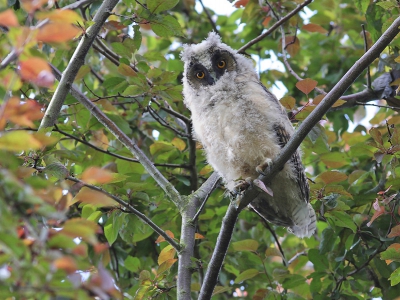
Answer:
273, 124, 310, 203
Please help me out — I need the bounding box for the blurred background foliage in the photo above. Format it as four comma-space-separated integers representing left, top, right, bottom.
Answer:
0, 0, 400, 299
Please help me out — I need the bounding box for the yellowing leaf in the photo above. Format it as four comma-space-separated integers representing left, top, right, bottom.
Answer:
61, 218, 99, 245
302, 23, 328, 34
280, 36, 300, 56
37, 23, 81, 43
265, 247, 282, 257
19, 57, 54, 87
369, 127, 384, 146
44, 162, 69, 179
117, 64, 137, 77
331, 99, 346, 108
20, 0, 48, 13
199, 164, 213, 175
73, 187, 116, 207
195, 233, 205, 239
232, 239, 259, 252
104, 20, 127, 30
395, 56, 400, 63
296, 78, 318, 95
155, 230, 175, 243
53, 256, 77, 274
280, 96, 296, 110
0, 97, 44, 129
158, 245, 176, 265
36, 9, 83, 24
0, 9, 19, 27
316, 170, 348, 184
388, 225, 400, 238
157, 258, 177, 275
172, 137, 186, 151
262, 16, 272, 27
234, 269, 259, 283
0, 131, 44, 151
313, 94, 324, 105
81, 167, 114, 184
75, 65, 91, 81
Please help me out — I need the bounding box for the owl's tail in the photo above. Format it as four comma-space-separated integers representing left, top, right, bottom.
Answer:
288, 203, 317, 238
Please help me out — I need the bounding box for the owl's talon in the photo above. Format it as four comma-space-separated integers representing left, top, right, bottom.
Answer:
233, 177, 253, 194
256, 158, 272, 176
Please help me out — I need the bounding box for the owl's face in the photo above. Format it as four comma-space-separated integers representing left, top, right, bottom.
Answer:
185, 49, 237, 89
181, 33, 257, 110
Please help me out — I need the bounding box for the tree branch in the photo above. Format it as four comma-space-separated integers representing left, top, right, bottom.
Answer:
49, 64, 183, 208
39, 0, 120, 129
199, 15, 400, 298
0, 0, 96, 71
65, 175, 181, 251
178, 172, 220, 299
237, 0, 313, 54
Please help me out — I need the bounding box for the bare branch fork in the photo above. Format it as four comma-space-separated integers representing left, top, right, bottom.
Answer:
198, 16, 400, 300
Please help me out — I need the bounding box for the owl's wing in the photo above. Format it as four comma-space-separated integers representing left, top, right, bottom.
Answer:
273, 124, 309, 203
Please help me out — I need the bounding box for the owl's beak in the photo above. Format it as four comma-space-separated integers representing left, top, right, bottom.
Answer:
207, 71, 216, 85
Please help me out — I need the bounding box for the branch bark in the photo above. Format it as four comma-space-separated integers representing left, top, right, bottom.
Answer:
49, 64, 183, 207
199, 15, 400, 299
39, 0, 119, 129
178, 172, 220, 299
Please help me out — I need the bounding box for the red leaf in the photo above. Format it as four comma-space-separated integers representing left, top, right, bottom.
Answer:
155, 230, 175, 243
0, 9, 19, 27
234, 0, 249, 8
367, 199, 386, 227
296, 78, 318, 95
19, 57, 54, 87
302, 23, 328, 34
37, 23, 81, 43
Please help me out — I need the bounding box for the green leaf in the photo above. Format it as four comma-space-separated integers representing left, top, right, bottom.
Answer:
234, 269, 259, 283
319, 227, 336, 254
282, 274, 306, 289
151, 15, 183, 37
232, 239, 259, 252
44, 161, 69, 179
105, 113, 132, 135
381, 243, 400, 262
104, 211, 125, 245
124, 256, 142, 272
325, 211, 357, 232
132, 25, 142, 50
389, 267, 400, 286
147, 0, 179, 13
308, 249, 329, 272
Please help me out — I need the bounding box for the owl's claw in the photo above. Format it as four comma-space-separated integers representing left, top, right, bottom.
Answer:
256, 158, 273, 176
232, 177, 253, 195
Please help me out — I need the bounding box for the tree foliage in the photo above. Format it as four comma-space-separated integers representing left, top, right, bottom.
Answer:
0, 0, 400, 299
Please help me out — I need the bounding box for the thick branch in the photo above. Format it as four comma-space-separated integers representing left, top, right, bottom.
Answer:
39, 0, 119, 129
237, 0, 313, 54
65, 175, 181, 251
198, 203, 239, 300
50, 64, 183, 207
0, 0, 96, 71
199, 15, 400, 298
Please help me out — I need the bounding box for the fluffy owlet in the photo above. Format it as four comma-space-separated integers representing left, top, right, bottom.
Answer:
181, 33, 316, 238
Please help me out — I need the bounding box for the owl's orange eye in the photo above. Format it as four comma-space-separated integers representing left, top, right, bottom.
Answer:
196, 71, 205, 79
217, 60, 226, 68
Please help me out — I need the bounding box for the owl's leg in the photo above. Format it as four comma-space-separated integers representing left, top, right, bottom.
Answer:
255, 158, 273, 176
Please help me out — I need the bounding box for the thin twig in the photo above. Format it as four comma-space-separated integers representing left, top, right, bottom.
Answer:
287, 251, 307, 265
355, 101, 398, 110
237, 0, 313, 53
259, 217, 287, 266
49, 63, 184, 207
361, 24, 372, 89
147, 106, 190, 138
51, 125, 192, 169
199, 0, 219, 35
65, 175, 181, 251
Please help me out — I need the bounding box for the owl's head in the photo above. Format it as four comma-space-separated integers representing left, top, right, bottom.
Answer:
181, 33, 256, 96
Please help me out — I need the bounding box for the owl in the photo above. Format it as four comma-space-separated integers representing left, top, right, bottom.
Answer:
181, 33, 316, 238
